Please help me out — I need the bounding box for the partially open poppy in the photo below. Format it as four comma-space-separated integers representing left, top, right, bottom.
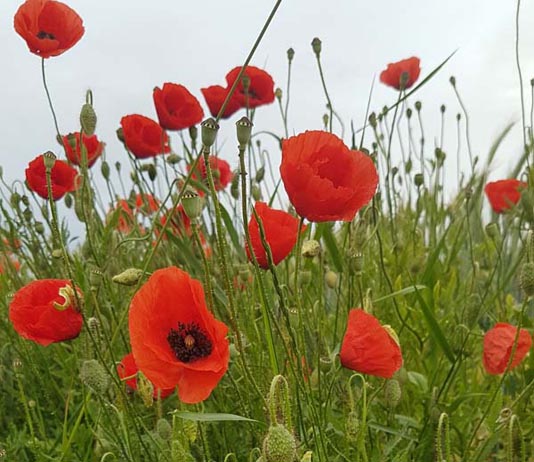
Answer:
340, 309, 402, 378
484, 179, 527, 213
129, 267, 229, 403
380, 57, 421, 90
117, 353, 175, 399
246, 201, 306, 269
280, 131, 378, 222
153, 83, 204, 131
187, 156, 233, 194
483, 323, 531, 375
201, 85, 242, 119
120, 115, 170, 159
225, 66, 275, 109
14, 0, 85, 59
62, 132, 104, 168
25, 154, 78, 200
9, 279, 82, 346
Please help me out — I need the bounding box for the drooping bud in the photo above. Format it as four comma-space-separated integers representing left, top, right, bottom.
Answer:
311, 37, 322, 56
189, 125, 198, 144
201, 118, 219, 148
384, 379, 402, 409
10, 192, 21, 209
112, 268, 144, 286
116, 127, 125, 143
301, 240, 320, 258
262, 425, 297, 462
325, 270, 338, 289
520, 262, 534, 297
80, 103, 97, 135
236, 116, 253, 147
43, 151, 56, 170
181, 189, 203, 220
79, 359, 109, 394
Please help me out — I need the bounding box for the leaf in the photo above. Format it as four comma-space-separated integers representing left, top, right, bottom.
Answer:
373, 285, 427, 303
407, 371, 429, 394
171, 411, 261, 424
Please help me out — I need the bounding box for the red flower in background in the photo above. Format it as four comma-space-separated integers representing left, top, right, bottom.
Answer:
159, 204, 192, 237
117, 353, 175, 399
14, 0, 84, 58
280, 131, 378, 222
201, 85, 242, 119
340, 309, 403, 378
483, 323, 532, 375
9, 279, 82, 346
225, 66, 275, 109
25, 154, 78, 200
246, 202, 306, 269
187, 156, 233, 194
153, 83, 204, 131
135, 193, 159, 215
380, 57, 421, 90
106, 199, 135, 234
484, 179, 526, 213
120, 115, 170, 159
62, 132, 104, 167
129, 267, 229, 403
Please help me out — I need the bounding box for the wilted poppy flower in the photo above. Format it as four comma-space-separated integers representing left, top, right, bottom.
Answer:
380, 57, 421, 90
25, 154, 78, 200
9, 279, 82, 346
246, 201, 306, 269
14, 0, 84, 59
201, 85, 242, 119
225, 66, 275, 109
117, 353, 175, 399
120, 115, 170, 159
129, 267, 229, 403
340, 309, 402, 378
153, 83, 204, 131
280, 131, 378, 222
484, 179, 527, 213
483, 323, 532, 375
62, 132, 104, 167
187, 156, 233, 193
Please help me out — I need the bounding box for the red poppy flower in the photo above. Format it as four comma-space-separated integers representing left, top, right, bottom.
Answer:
129, 267, 229, 403
0, 254, 21, 274
106, 199, 135, 234
135, 193, 159, 215
280, 131, 378, 222
484, 179, 527, 213
340, 309, 402, 378
225, 66, 275, 109
187, 156, 233, 194
14, 0, 84, 59
62, 132, 104, 168
246, 202, 306, 269
483, 323, 532, 375
25, 154, 78, 200
117, 353, 175, 399
120, 115, 170, 159
380, 57, 421, 90
153, 83, 204, 131
201, 85, 242, 119
9, 279, 82, 346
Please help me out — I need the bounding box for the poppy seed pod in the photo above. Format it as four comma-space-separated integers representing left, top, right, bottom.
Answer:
201, 118, 220, 148
287, 48, 295, 62
236, 116, 253, 146
43, 151, 57, 170
181, 189, 203, 220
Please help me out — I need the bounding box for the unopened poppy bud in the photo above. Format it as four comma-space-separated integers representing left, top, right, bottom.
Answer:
236, 116, 253, 146
322, 113, 329, 128
79, 359, 109, 394
451, 323, 468, 353
137, 371, 154, 407
64, 193, 73, 208
166, 153, 181, 164
405, 157, 413, 174
21, 195, 30, 206
414, 101, 422, 112
456, 113, 461, 121
43, 151, 56, 170
255, 166, 265, 183
485, 222, 500, 241
181, 189, 203, 220
368, 112, 377, 129
414, 173, 424, 187
147, 164, 157, 182
287, 47, 295, 62
311, 37, 322, 56
384, 379, 402, 409
440, 104, 446, 113
531, 78, 534, 87
449, 76, 456, 87
51, 249, 63, 259
100, 161, 110, 180
130, 171, 139, 184
299, 270, 312, 286
22, 207, 32, 222
520, 262, 534, 297
406, 107, 412, 119
80, 103, 97, 135
201, 118, 219, 148
35, 222, 45, 234
112, 268, 144, 286
189, 125, 198, 143
251, 183, 262, 201
10, 192, 21, 208
435, 148, 446, 164
325, 270, 338, 289
463, 293, 481, 327
116, 127, 125, 143
231, 171, 240, 199
156, 418, 172, 440
302, 240, 321, 258
263, 425, 297, 462
275, 88, 283, 101
345, 410, 359, 442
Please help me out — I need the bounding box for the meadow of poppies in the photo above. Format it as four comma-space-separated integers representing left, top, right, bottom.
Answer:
2, 0, 534, 461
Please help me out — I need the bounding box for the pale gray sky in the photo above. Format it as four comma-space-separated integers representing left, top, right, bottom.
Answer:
1, 0, 534, 196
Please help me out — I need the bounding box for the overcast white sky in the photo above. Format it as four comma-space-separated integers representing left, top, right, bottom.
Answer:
1, 0, 534, 199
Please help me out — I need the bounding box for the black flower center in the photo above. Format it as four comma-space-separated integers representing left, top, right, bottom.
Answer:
37, 30, 56, 40
167, 322, 212, 363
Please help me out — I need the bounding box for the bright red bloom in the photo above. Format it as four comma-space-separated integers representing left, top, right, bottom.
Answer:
281, 131, 378, 222
9, 279, 82, 346
117, 353, 175, 399
153, 83, 204, 131
380, 57, 421, 90
484, 179, 527, 213
340, 309, 402, 378
25, 154, 78, 200
225, 66, 275, 109
14, 0, 84, 59
62, 132, 104, 168
135, 193, 160, 215
120, 115, 170, 159
187, 156, 233, 193
201, 85, 242, 119
129, 267, 229, 403
483, 323, 532, 375
246, 202, 306, 269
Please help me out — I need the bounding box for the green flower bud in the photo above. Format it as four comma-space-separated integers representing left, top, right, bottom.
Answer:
34, 222, 45, 235
201, 118, 219, 148
79, 360, 109, 394
406, 108, 412, 119
275, 88, 283, 101
384, 379, 402, 409
414, 101, 422, 112
116, 127, 125, 143
298, 270, 312, 286
230, 170, 240, 199
156, 418, 172, 440
263, 425, 297, 462
112, 268, 144, 286
101, 161, 110, 180
251, 183, 262, 201
368, 112, 377, 129
189, 125, 198, 143
287, 48, 295, 62
64, 193, 73, 208
345, 410, 359, 442
449, 76, 456, 87
167, 153, 181, 165
324, 270, 338, 289
255, 166, 265, 183
520, 262, 534, 297
414, 173, 424, 187
21, 195, 30, 206
10, 192, 21, 209
137, 371, 154, 407
311, 37, 322, 56
147, 164, 157, 182
80, 103, 97, 135
236, 116, 253, 146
